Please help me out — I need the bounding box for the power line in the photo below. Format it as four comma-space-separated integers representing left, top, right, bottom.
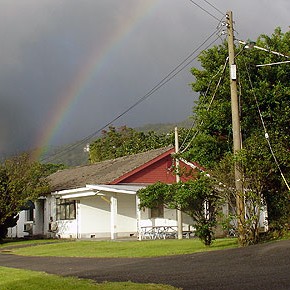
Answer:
237, 40, 290, 59
44, 29, 222, 163
188, 0, 222, 22
179, 56, 229, 152
179, 56, 228, 151
256, 60, 290, 67
41, 27, 223, 163
201, 0, 224, 16
243, 61, 290, 191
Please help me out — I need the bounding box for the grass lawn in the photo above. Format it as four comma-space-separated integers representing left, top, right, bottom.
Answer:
0, 238, 64, 249
5, 237, 238, 258
0, 267, 178, 290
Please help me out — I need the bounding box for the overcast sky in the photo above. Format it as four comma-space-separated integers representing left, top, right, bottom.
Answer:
0, 0, 289, 157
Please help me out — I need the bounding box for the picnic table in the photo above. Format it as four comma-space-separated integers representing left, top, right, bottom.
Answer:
140, 226, 195, 240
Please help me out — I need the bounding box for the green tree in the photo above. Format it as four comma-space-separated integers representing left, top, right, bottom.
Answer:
89, 125, 172, 163
137, 174, 220, 246
187, 27, 290, 240
40, 163, 66, 177
0, 154, 49, 239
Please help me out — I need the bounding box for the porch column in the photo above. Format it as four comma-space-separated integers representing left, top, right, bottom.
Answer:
110, 195, 117, 240
76, 200, 81, 239
136, 196, 141, 241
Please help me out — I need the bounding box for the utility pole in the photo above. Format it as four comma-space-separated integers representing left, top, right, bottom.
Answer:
226, 11, 245, 245
175, 127, 183, 240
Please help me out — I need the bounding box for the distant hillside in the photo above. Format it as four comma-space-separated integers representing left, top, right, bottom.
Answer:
40, 143, 90, 167
41, 119, 193, 167
135, 119, 193, 134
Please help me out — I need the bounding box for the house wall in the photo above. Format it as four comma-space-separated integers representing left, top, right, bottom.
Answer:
7, 199, 46, 238
139, 207, 194, 230
33, 200, 45, 236
55, 219, 78, 239
124, 156, 175, 183
120, 157, 197, 184
7, 211, 29, 238
79, 196, 111, 238
44, 196, 79, 239
43, 195, 57, 238
46, 193, 138, 239
116, 193, 137, 235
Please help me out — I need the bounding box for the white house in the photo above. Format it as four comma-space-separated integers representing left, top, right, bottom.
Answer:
7, 146, 268, 240
8, 147, 199, 240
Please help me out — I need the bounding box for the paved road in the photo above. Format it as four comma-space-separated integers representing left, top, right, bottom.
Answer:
0, 240, 289, 290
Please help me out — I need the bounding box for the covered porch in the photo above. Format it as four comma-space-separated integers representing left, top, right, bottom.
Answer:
51, 184, 145, 240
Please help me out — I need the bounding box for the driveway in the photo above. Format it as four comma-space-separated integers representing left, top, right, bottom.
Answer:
0, 239, 289, 290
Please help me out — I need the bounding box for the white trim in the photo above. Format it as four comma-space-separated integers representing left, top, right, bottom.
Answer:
51, 184, 145, 200
136, 196, 141, 241
52, 187, 102, 199
180, 158, 201, 170
60, 191, 102, 199
180, 158, 211, 177
52, 187, 91, 195
110, 195, 117, 240
86, 184, 145, 195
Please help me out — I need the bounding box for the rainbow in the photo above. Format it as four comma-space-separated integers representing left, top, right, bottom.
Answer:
33, 1, 160, 161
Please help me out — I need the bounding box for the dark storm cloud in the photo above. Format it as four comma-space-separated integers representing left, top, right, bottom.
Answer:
0, 0, 289, 156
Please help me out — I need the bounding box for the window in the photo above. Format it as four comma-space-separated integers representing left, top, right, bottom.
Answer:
21, 200, 34, 222
56, 199, 76, 220
150, 205, 164, 218
26, 208, 34, 222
